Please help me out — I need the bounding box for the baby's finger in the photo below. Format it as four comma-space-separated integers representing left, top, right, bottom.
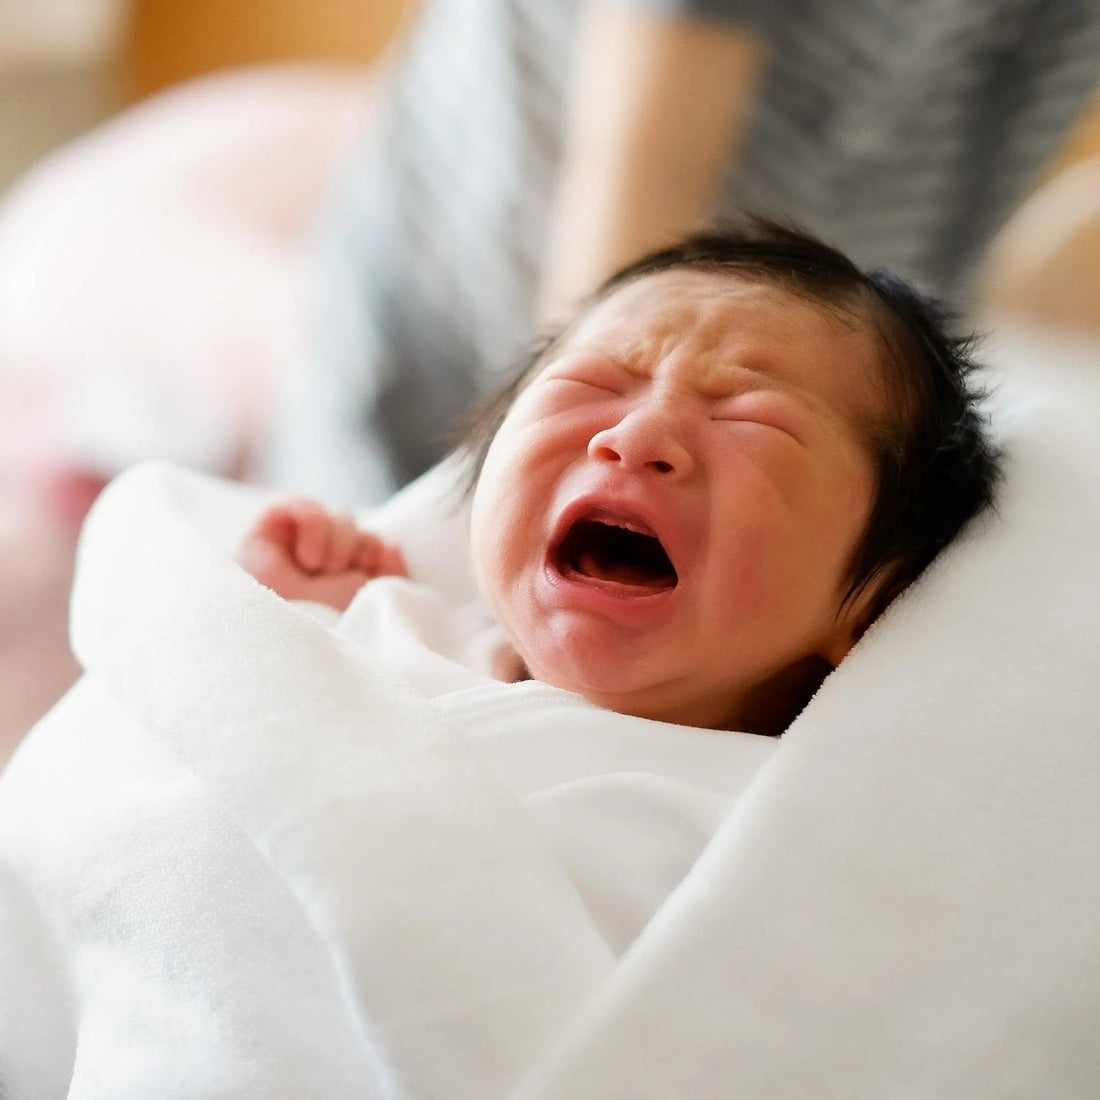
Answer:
351, 531, 383, 576
377, 542, 409, 578
249, 502, 301, 555
284, 499, 330, 574
352, 533, 409, 578
323, 511, 360, 573
236, 528, 291, 587
307, 569, 371, 612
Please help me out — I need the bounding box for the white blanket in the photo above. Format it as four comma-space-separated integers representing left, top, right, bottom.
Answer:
1, 369, 1099, 1098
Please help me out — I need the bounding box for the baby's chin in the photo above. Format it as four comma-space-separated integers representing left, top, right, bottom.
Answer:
515, 640, 816, 733
515, 645, 724, 728
490, 644, 529, 684
489, 595, 737, 726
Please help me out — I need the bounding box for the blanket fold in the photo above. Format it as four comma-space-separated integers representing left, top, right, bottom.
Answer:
69, 464, 620, 1099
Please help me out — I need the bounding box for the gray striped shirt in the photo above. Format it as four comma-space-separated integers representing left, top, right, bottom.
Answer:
273, 0, 1099, 502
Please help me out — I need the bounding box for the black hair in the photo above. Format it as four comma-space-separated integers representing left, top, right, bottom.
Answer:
460, 217, 1002, 629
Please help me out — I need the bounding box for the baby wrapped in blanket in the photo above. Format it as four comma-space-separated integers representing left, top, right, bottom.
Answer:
12, 222, 1099, 1100
240, 221, 999, 734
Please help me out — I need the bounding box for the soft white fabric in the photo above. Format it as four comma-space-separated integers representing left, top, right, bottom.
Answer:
1, 369, 1099, 1098
0, 457, 775, 1098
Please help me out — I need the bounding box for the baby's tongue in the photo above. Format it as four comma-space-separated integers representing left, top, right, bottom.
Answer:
577, 548, 667, 589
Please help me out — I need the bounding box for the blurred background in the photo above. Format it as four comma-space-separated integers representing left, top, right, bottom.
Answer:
0, 0, 1097, 766
0, 0, 409, 189
0, 0, 411, 761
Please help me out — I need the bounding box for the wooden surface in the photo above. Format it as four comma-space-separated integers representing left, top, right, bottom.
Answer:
120, 0, 412, 100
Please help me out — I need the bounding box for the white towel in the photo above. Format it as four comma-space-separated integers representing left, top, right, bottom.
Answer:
1, 364, 1098, 1098
0, 456, 774, 1098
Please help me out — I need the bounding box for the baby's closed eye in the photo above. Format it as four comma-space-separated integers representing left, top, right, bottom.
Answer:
711, 392, 808, 444
541, 353, 629, 396
546, 374, 625, 400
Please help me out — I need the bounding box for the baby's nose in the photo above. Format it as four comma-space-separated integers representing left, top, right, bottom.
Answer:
587, 409, 694, 477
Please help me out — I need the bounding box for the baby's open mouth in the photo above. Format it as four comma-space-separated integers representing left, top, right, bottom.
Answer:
554, 517, 678, 590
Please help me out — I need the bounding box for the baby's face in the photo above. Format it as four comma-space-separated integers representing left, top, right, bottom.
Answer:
470, 270, 885, 730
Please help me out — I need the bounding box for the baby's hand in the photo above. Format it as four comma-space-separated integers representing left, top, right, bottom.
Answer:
236, 499, 408, 611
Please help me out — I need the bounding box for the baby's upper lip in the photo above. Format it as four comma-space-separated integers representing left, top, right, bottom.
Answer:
548, 490, 687, 579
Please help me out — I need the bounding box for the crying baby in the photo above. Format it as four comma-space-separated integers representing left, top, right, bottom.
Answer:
238, 221, 1000, 736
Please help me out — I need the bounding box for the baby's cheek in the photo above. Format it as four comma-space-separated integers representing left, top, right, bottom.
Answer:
468, 497, 506, 611
469, 518, 525, 631
807, 476, 875, 580
706, 528, 772, 620
705, 517, 828, 646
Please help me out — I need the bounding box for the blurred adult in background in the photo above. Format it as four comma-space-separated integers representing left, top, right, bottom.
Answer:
266, 0, 1099, 506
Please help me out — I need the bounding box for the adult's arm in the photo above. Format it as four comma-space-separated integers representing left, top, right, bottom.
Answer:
538, 1, 768, 325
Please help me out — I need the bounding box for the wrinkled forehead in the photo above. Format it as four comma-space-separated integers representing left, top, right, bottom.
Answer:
554, 269, 889, 423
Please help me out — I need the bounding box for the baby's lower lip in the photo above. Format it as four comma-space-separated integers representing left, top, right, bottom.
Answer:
542, 560, 679, 622
556, 562, 673, 597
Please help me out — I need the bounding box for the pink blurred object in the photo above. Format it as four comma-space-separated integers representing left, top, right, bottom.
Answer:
0, 489, 81, 768
35, 468, 111, 533
0, 63, 371, 760
0, 63, 369, 505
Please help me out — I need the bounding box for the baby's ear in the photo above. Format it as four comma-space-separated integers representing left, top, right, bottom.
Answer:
821, 619, 866, 667
820, 583, 883, 667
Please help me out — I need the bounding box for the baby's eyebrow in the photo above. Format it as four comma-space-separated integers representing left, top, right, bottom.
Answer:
549, 344, 773, 404
597, 343, 810, 402
554, 307, 843, 403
